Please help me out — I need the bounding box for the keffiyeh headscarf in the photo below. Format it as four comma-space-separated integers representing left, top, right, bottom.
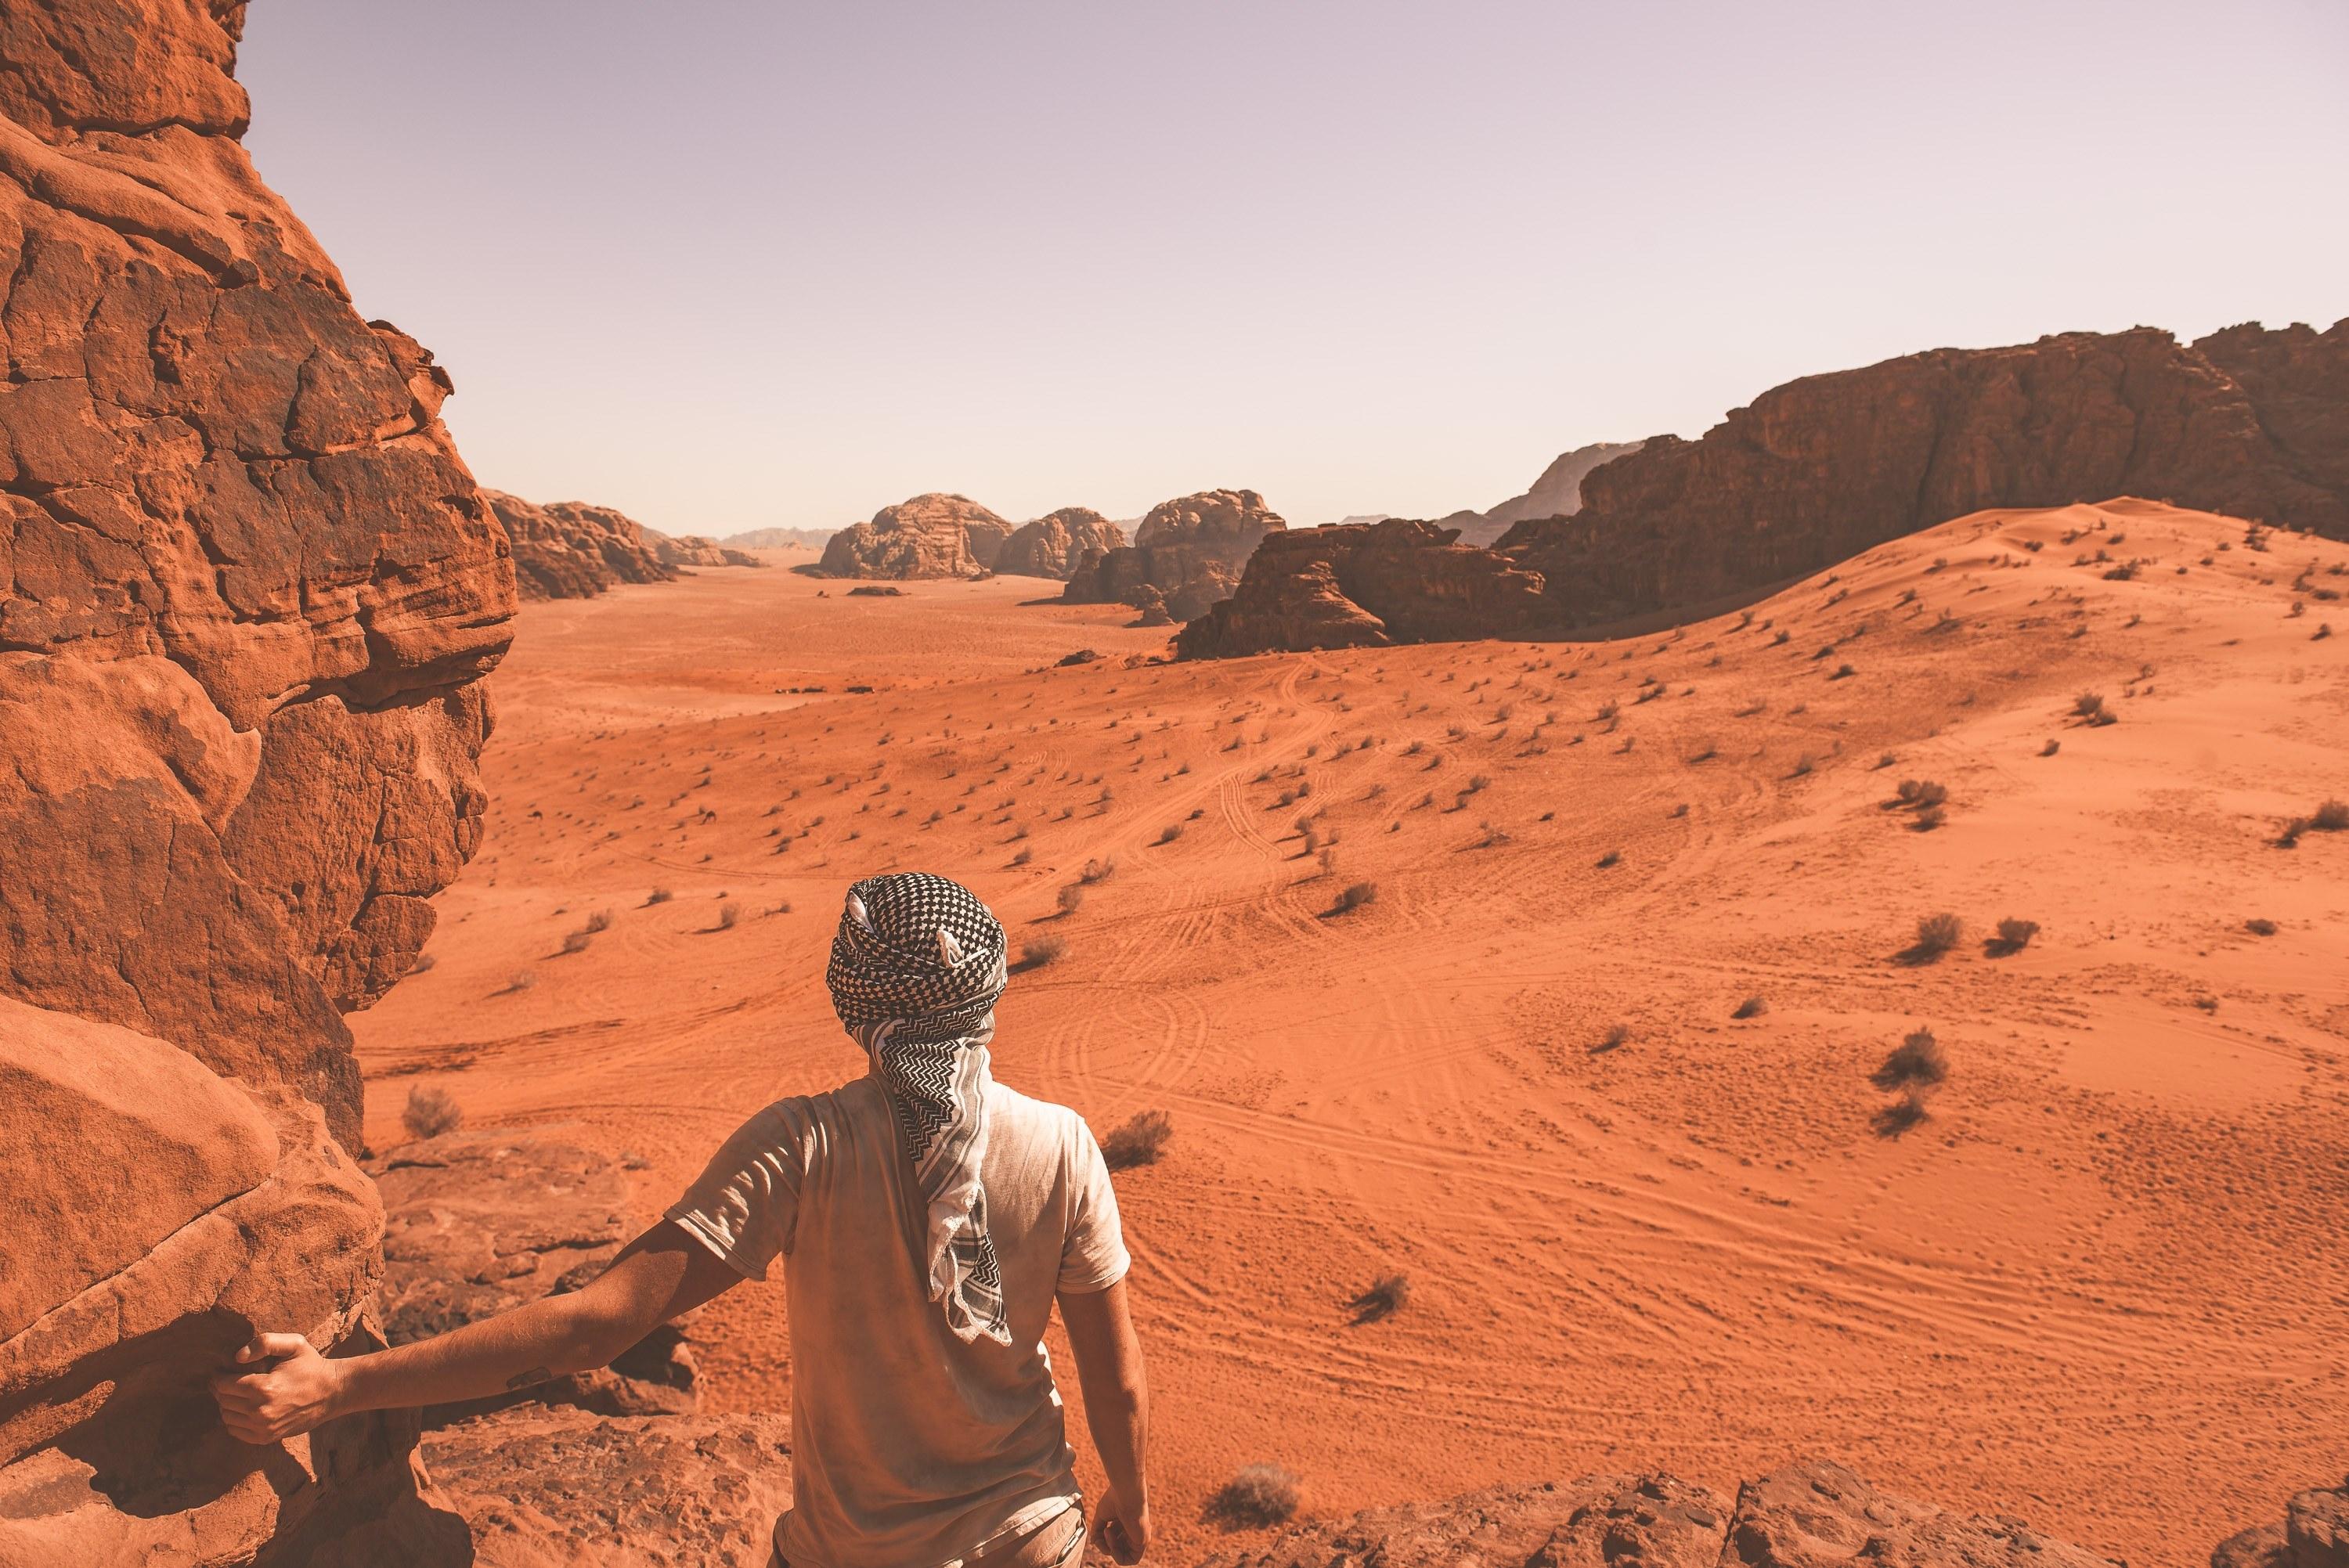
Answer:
826, 872, 1013, 1346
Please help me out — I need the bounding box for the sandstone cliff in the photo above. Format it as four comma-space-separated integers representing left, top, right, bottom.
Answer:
484, 489, 674, 599
0, 2, 515, 1559
721, 524, 835, 550
640, 526, 763, 571
1186, 323, 2349, 656
995, 506, 1125, 579
1447, 438, 1645, 546
814, 492, 1012, 578
1062, 488, 1286, 621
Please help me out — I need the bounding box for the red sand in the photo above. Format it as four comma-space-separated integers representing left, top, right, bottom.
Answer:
352, 504, 2349, 1565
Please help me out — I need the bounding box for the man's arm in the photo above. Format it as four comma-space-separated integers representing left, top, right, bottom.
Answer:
1059, 1278, 1149, 1564
211, 1220, 742, 1444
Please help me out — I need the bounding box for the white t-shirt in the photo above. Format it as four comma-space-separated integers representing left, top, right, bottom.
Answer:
666, 1074, 1129, 1568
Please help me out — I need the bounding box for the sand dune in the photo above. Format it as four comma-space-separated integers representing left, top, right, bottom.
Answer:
355, 499, 2349, 1566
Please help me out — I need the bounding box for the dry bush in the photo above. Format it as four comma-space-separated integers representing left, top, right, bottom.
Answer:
714, 903, 742, 931
2314, 799, 2349, 832
2040, 738, 2061, 757
1912, 804, 1947, 832
645, 888, 673, 906
1056, 884, 1085, 916
402, 1084, 464, 1141
2072, 692, 2105, 719
583, 910, 613, 934
1348, 1273, 1412, 1323
1907, 913, 1963, 961
409, 952, 437, 975
2245, 917, 2279, 936
1873, 1090, 1930, 1137
1317, 846, 1340, 877
1016, 936, 1065, 971
502, 968, 537, 994
1874, 1026, 1949, 1090
1594, 1022, 1629, 1052
1100, 1109, 1174, 1170
1010, 846, 1034, 867
1990, 917, 2040, 954
1732, 994, 1768, 1020
1595, 848, 1620, 867
1209, 1464, 1301, 1530
1332, 881, 1378, 914
560, 928, 595, 955
1156, 823, 1185, 845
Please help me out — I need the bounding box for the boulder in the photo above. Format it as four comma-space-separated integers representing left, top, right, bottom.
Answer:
485, 490, 675, 600
998, 507, 1127, 579
368, 1131, 697, 1425
420, 1407, 792, 1568
1063, 489, 1285, 621
814, 492, 1011, 579
2212, 1476, 2349, 1568
1719, 1459, 2113, 1566
1178, 517, 1551, 658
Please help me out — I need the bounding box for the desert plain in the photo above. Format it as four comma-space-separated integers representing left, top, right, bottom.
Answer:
350, 503, 2349, 1566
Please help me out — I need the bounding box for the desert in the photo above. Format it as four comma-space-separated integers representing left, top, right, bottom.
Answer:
2, 4, 2344, 1568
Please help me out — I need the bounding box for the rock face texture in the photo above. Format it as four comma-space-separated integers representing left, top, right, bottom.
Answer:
1447, 439, 1646, 546
720, 524, 834, 550
0, 4, 513, 1561
998, 506, 1127, 579
1188, 323, 2349, 656
814, 492, 1012, 579
1063, 488, 1286, 622
484, 489, 674, 600
370, 1130, 698, 1425
1199, 1460, 2115, 1568
1178, 517, 1551, 656
640, 527, 762, 571
2212, 1475, 2349, 1568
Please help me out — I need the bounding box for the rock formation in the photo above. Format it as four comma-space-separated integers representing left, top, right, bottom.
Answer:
0, 3, 513, 1559
1062, 488, 1286, 622
1178, 517, 1550, 656
997, 506, 1127, 579
1199, 1460, 2115, 1568
720, 524, 836, 550
639, 527, 763, 571
2211, 1475, 2349, 1568
1445, 439, 1645, 546
484, 490, 674, 600
813, 492, 1012, 579
1185, 322, 2349, 656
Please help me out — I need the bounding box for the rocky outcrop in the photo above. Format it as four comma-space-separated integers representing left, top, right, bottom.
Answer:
484, 490, 674, 600
1187, 323, 2349, 656
0, 4, 513, 1559
998, 506, 1127, 579
420, 1408, 792, 1568
2212, 1475, 2349, 1568
640, 528, 763, 571
1200, 1460, 2113, 1568
814, 492, 1012, 579
1178, 517, 1550, 656
370, 1130, 697, 1425
1448, 439, 1645, 546
1062, 488, 1286, 621
720, 524, 835, 550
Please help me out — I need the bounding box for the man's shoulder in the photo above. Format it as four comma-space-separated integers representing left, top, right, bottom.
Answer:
730, 1076, 889, 1146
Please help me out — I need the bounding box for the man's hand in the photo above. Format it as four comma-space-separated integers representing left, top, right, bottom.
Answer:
1090, 1483, 1150, 1564
211, 1332, 343, 1444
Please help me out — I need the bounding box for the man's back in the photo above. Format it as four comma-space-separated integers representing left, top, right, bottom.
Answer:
669, 1075, 1129, 1568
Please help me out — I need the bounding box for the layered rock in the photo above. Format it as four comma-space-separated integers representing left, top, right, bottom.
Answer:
813, 492, 1012, 579
370, 1130, 697, 1425
484, 490, 674, 600
1446, 439, 1645, 546
640, 527, 763, 571
1062, 488, 1286, 622
720, 524, 835, 550
997, 506, 1127, 579
1199, 1460, 2113, 1568
2212, 1475, 2349, 1568
1188, 323, 2349, 655
0, 3, 511, 1559
1178, 517, 1550, 656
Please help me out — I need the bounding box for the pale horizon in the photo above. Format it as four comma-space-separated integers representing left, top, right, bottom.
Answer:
240, 1, 2348, 535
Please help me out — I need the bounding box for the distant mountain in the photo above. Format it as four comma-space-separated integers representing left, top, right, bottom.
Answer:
1450, 441, 1645, 546
721, 525, 836, 550
1323, 514, 1394, 529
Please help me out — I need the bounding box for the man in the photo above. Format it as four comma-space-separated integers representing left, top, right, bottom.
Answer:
215, 872, 1149, 1568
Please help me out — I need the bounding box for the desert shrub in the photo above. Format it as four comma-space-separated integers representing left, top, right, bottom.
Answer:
1157, 823, 1184, 845
2040, 738, 2061, 757
1788, 753, 1816, 778
1080, 856, 1117, 885
1017, 936, 1065, 971
1056, 884, 1085, 916
1993, 917, 2040, 952
402, 1084, 464, 1141
1873, 1090, 1930, 1137
1100, 1110, 1173, 1170
1912, 804, 1947, 831
1895, 779, 1923, 802
1333, 881, 1379, 914
410, 952, 437, 975
646, 888, 673, 906
1830, 662, 1856, 680
1210, 1464, 1301, 1529
503, 968, 537, 993
2313, 799, 2349, 832
715, 903, 741, 931
583, 910, 613, 934
1910, 913, 1962, 958
1874, 1026, 1949, 1090
1596, 848, 1621, 867
1732, 994, 1768, 1020
1912, 781, 1948, 809
1011, 846, 1034, 866
1595, 1022, 1629, 1052
1348, 1273, 1412, 1322
2245, 917, 2278, 936
560, 928, 595, 955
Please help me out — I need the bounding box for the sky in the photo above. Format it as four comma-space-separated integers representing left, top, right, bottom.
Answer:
238, 2, 2349, 536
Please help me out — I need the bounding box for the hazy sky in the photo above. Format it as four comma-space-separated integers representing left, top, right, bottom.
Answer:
240, 2, 2347, 535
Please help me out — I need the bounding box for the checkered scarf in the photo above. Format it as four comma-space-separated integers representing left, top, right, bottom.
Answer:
826, 872, 1012, 1346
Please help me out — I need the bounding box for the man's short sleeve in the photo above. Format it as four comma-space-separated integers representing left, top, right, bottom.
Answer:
1059, 1116, 1131, 1293
664, 1101, 806, 1281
